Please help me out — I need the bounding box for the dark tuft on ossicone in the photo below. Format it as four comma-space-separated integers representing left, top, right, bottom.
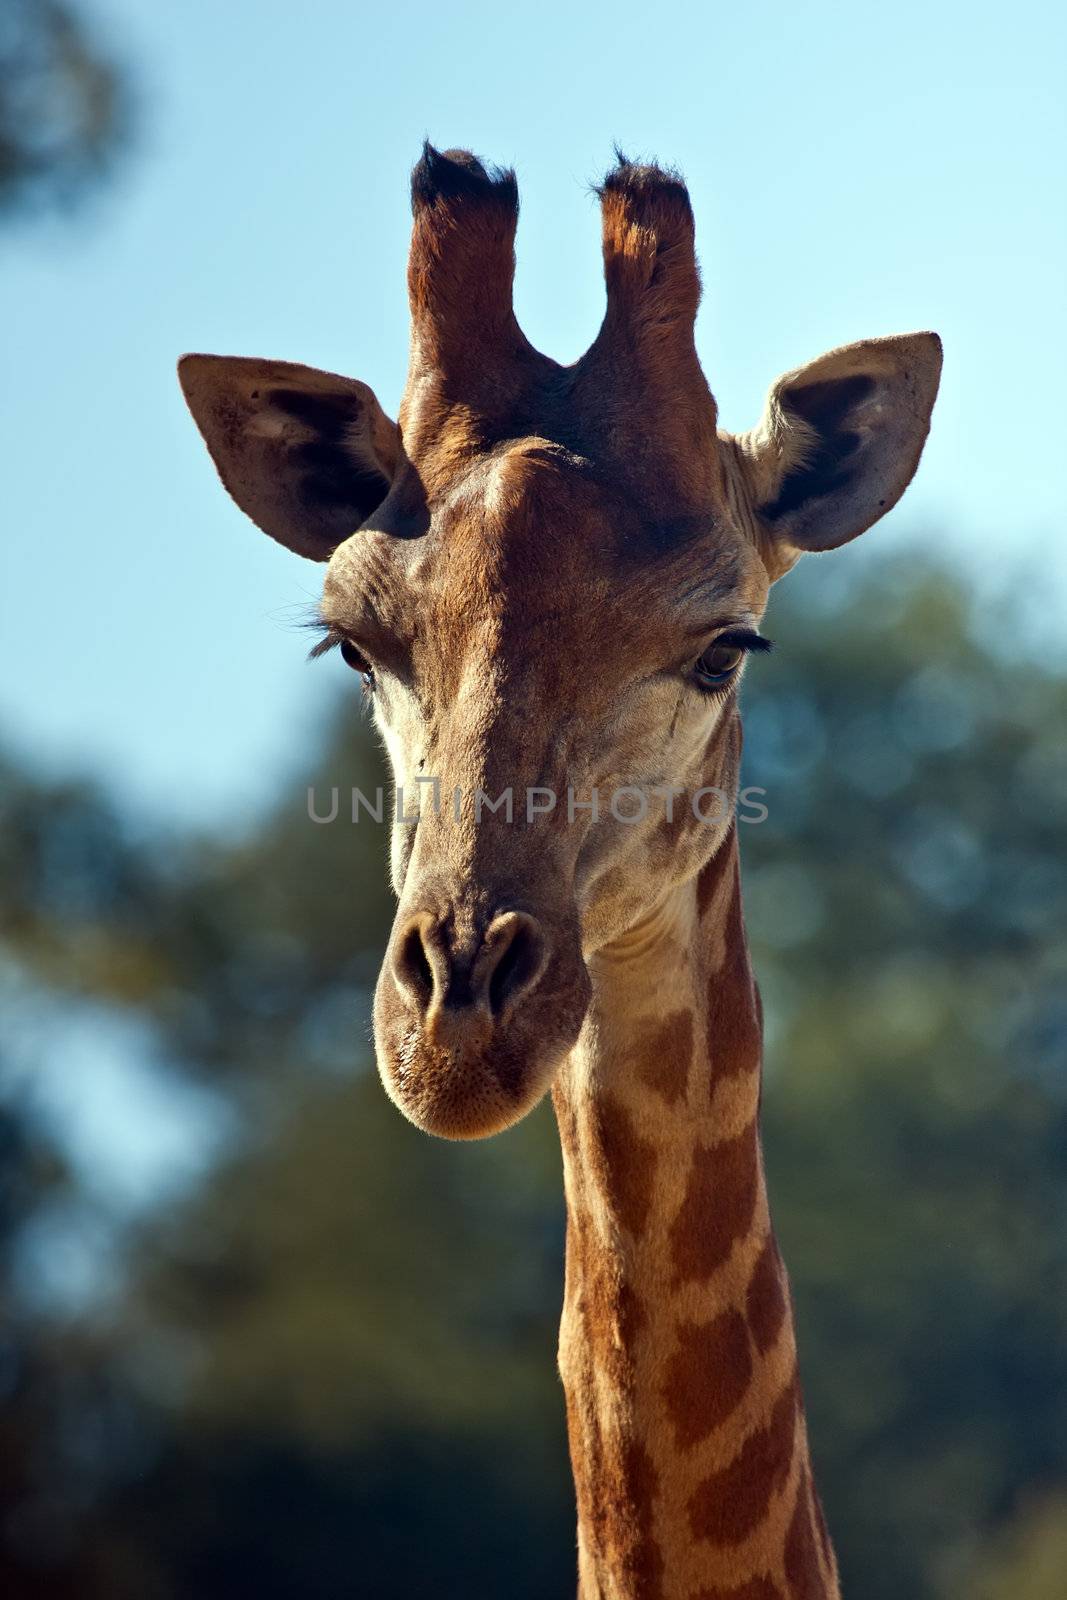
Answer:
596, 150, 692, 219
411, 142, 519, 214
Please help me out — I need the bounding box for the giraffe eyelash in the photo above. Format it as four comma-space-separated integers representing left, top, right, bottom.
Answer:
306, 624, 343, 662
714, 629, 774, 654
304, 608, 344, 661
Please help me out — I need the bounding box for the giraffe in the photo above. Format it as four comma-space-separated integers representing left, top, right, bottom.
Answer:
179, 145, 941, 1599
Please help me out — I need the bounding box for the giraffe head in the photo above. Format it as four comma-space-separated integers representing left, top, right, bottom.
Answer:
180, 145, 941, 1140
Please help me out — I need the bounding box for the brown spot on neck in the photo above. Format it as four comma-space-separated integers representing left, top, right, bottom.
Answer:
746, 1236, 789, 1355
662, 1309, 753, 1449
699, 837, 762, 1083
623, 1439, 666, 1600
696, 818, 740, 924
784, 1469, 831, 1599
688, 1373, 799, 1546
669, 1122, 761, 1287
592, 1093, 657, 1239
813, 1489, 836, 1581
637, 1008, 695, 1107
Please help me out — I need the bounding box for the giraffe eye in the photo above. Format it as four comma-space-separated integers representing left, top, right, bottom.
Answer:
694, 641, 744, 687
340, 639, 375, 684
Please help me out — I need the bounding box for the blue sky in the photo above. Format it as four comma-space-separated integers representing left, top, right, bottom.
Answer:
2, 0, 1064, 829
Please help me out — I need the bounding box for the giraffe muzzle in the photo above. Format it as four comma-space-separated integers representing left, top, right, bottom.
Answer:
374, 900, 591, 1140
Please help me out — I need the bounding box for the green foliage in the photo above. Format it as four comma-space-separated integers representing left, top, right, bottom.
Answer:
967, 1493, 1067, 1599
0, 549, 1065, 1596
0, 1, 130, 218
747, 554, 1067, 1595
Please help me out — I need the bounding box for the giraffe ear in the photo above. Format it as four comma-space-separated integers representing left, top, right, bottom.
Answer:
178, 355, 402, 561
736, 332, 942, 579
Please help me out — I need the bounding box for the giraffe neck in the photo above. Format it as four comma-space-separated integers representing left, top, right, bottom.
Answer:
552, 827, 839, 1600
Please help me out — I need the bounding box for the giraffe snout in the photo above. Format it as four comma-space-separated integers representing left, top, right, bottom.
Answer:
374, 898, 590, 1140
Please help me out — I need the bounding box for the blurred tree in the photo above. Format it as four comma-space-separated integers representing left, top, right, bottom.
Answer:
964, 1492, 1067, 1599
748, 556, 1067, 1597
0, 0, 130, 218
0, 549, 1065, 1597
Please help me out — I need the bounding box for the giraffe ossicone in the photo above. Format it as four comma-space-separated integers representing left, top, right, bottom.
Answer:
180, 142, 941, 1599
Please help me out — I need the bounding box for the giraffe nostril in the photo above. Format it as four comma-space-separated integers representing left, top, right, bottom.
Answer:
391, 909, 549, 1024
483, 913, 548, 1019
394, 920, 435, 1009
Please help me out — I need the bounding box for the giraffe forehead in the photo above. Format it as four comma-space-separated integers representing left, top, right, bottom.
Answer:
326, 443, 766, 683
420, 446, 763, 631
